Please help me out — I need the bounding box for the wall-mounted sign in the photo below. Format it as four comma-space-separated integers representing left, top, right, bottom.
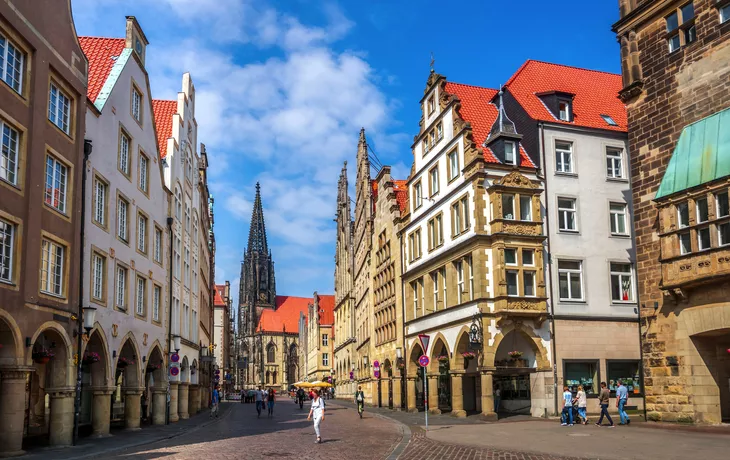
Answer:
171, 353, 180, 363
170, 367, 179, 377
418, 355, 430, 368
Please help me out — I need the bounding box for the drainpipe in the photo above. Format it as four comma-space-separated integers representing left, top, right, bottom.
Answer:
539, 123, 559, 417
166, 216, 174, 424
398, 231, 407, 409
72, 139, 92, 445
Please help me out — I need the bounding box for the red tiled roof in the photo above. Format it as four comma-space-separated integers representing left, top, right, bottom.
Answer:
78, 37, 126, 103
257, 296, 310, 334
504, 60, 627, 132
371, 179, 408, 215
214, 284, 226, 306
444, 82, 535, 167
152, 99, 176, 159
317, 294, 335, 326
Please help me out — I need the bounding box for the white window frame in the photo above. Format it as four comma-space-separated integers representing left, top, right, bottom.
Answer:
679, 231, 692, 255
504, 141, 516, 165
522, 249, 535, 266
558, 100, 571, 121
137, 214, 147, 253
719, 222, 730, 247
558, 260, 584, 302
44, 155, 68, 214
697, 226, 711, 251
323, 353, 329, 367
91, 252, 104, 300
40, 238, 65, 297
429, 167, 439, 196
175, 188, 182, 220
519, 195, 532, 221
93, 179, 106, 226
412, 280, 419, 318
441, 267, 447, 307
448, 149, 459, 181
153, 285, 161, 322
610, 202, 629, 236
117, 197, 129, 242
609, 262, 635, 303
677, 202, 690, 228
0, 32, 25, 93
1, 120, 20, 186
116, 265, 127, 310
154, 227, 162, 263
557, 197, 578, 232
0, 217, 15, 283
139, 154, 148, 192
505, 248, 517, 266
606, 147, 624, 179
467, 256, 474, 300
523, 270, 536, 297
696, 197, 709, 223
132, 87, 142, 122
431, 271, 439, 311
506, 270, 519, 297
48, 83, 71, 134
502, 194, 515, 220
716, 191, 729, 218
555, 141, 574, 174
119, 131, 130, 175
414, 181, 423, 209
322, 334, 328, 346
136, 276, 146, 316
456, 260, 464, 304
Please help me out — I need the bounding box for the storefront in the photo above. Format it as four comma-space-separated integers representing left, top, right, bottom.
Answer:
563, 360, 600, 396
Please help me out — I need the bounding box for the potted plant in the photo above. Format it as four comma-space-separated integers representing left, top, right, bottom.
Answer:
146, 363, 162, 371
507, 351, 523, 360
83, 351, 100, 365
437, 355, 449, 364
461, 351, 476, 361
117, 356, 135, 369
32, 349, 55, 364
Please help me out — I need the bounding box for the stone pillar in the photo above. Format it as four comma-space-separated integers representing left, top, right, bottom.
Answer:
393, 377, 402, 410
48, 387, 75, 447
406, 376, 417, 412
152, 387, 167, 425
380, 379, 389, 408
178, 382, 190, 420
427, 374, 440, 414
169, 381, 179, 422
91, 387, 115, 437
480, 371, 497, 421
450, 372, 466, 417
123, 388, 142, 430
191, 385, 200, 414
0, 367, 33, 457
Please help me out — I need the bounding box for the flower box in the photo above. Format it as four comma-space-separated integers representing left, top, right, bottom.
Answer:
437, 355, 449, 364
83, 351, 100, 365
32, 350, 55, 364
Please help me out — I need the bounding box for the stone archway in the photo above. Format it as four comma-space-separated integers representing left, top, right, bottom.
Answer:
429, 336, 451, 414
453, 327, 480, 414
0, 309, 22, 366
178, 356, 190, 420
487, 323, 550, 370
117, 335, 142, 430
0, 310, 30, 456
82, 326, 112, 436
407, 341, 425, 412
145, 344, 166, 425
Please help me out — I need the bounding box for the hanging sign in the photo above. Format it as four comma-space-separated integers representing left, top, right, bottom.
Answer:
418, 334, 430, 354
170, 367, 180, 377
418, 355, 430, 368
171, 353, 180, 363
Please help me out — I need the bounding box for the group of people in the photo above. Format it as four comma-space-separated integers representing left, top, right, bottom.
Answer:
561, 380, 632, 427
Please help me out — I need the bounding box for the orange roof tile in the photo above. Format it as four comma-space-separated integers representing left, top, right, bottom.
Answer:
214, 284, 226, 306
152, 99, 176, 159
504, 60, 627, 132
317, 294, 335, 326
78, 37, 126, 103
372, 179, 408, 215
444, 82, 535, 167
257, 296, 311, 334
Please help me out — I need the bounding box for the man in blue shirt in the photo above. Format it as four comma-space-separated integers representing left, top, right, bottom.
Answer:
210, 385, 220, 418
615, 380, 630, 425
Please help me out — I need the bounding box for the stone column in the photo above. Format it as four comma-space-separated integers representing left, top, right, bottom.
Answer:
427, 374, 440, 414
191, 385, 200, 414
178, 382, 190, 419
392, 376, 402, 410
152, 387, 167, 425
169, 381, 179, 422
450, 372, 466, 417
380, 379, 389, 408
0, 367, 33, 457
406, 376, 417, 412
123, 388, 142, 430
480, 371, 497, 421
48, 387, 75, 447
91, 387, 115, 437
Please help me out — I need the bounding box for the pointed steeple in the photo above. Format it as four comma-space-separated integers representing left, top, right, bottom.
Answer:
247, 182, 268, 255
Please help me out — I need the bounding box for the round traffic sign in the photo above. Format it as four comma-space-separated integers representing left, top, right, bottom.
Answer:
373, 360, 380, 369
418, 355, 430, 367
171, 353, 180, 363
170, 367, 179, 376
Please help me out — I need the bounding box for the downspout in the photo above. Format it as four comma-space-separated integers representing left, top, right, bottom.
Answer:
398, 230, 407, 409
166, 216, 174, 424
72, 139, 92, 446
539, 123, 559, 417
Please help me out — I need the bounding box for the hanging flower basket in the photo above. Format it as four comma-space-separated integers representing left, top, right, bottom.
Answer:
146, 363, 162, 371
507, 351, 523, 360
437, 355, 449, 364
396, 360, 405, 370
118, 356, 135, 368
32, 349, 55, 364
191, 368, 197, 375
461, 351, 476, 361
83, 351, 100, 365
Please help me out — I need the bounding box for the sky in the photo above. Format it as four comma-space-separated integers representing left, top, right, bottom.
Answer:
71, 0, 623, 310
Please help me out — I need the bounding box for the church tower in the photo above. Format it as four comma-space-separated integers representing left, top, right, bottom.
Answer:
239, 183, 276, 338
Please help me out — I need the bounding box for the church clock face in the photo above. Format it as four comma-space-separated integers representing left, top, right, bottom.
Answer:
135, 38, 143, 56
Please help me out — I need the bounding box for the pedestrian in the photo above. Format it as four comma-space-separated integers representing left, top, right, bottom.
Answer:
307, 388, 325, 444
561, 385, 574, 426
240, 388, 245, 404
255, 386, 264, 418
297, 387, 305, 410
493, 386, 501, 414
211, 385, 220, 418
267, 388, 276, 417
354, 386, 365, 418
616, 380, 631, 425
141, 390, 148, 424
576, 385, 588, 425
595, 382, 615, 427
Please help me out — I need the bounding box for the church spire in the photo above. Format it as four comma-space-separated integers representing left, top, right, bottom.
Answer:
247, 182, 268, 255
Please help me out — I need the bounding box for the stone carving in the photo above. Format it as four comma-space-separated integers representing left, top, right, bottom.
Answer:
143, 333, 148, 346
495, 171, 538, 189
506, 300, 543, 311
112, 324, 118, 337
148, 270, 153, 279
502, 223, 539, 236
110, 248, 115, 258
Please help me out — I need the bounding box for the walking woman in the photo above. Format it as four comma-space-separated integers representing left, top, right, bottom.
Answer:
576, 385, 588, 425
267, 388, 276, 417
307, 389, 325, 444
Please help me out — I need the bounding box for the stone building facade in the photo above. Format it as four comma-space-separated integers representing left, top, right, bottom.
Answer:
305, 293, 334, 382
614, 0, 730, 423
0, 0, 87, 454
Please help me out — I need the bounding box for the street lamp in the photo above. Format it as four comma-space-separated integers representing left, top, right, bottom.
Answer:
396, 347, 402, 359
82, 306, 97, 334
172, 335, 181, 353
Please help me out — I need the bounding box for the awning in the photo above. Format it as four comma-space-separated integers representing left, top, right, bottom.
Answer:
655, 106, 730, 200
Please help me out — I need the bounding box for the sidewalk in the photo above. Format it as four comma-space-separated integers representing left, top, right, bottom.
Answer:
21, 403, 232, 460
331, 399, 494, 426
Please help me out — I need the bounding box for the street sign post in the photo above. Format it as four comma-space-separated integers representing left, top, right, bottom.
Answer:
418, 334, 430, 355
418, 354, 430, 430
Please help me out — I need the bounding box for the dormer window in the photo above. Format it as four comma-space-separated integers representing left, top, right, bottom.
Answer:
558, 100, 571, 121
504, 141, 516, 165
427, 93, 436, 115
601, 114, 618, 127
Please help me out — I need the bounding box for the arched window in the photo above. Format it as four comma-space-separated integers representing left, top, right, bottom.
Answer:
267, 344, 276, 363
266, 370, 270, 384
272, 371, 277, 384
184, 202, 191, 233
175, 187, 182, 220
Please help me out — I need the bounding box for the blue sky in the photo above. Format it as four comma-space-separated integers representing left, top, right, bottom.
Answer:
72, 0, 622, 308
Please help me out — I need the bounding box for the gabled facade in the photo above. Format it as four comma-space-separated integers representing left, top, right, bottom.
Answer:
196, 144, 213, 406
306, 292, 335, 381
79, 16, 170, 434
213, 282, 231, 395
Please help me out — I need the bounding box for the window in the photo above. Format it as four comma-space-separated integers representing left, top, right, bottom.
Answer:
139, 154, 148, 193
519, 196, 532, 221
502, 194, 515, 220
267, 345, 276, 363
696, 197, 709, 223
607, 361, 642, 396
48, 83, 71, 134
522, 249, 534, 266
719, 222, 730, 246
132, 87, 142, 122
698, 226, 711, 250
91, 252, 105, 301
174, 188, 182, 220
447, 149, 459, 181
429, 166, 439, 196
323, 353, 329, 367
506, 270, 519, 296
679, 232, 692, 255
44, 155, 68, 214
184, 246, 190, 286
558, 100, 571, 121
1, 120, 19, 186
456, 260, 464, 303
153, 285, 161, 322
441, 267, 447, 307
40, 238, 65, 296
118, 131, 131, 176
428, 214, 443, 250
414, 181, 423, 209
722, 3, 730, 24
610, 203, 629, 236
185, 203, 191, 232
322, 334, 328, 346
0, 32, 25, 93
117, 197, 129, 242
183, 302, 189, 338
717, 191, 730, 218
154, 227, 162, 263
523, 271, 536, 297
408, 229, 422, 261
564, 361, 599, 396
429, 129, 436, 148
436, 121, 443, 140
431, 271, 439, 311
452, 195, 470, 235
136, 276, 146, 316
137, 214, 147, 253
666, 2, 696, 53
173, 236, 181, 279
606, 147, 624, 179
467, 256, 474, 300
0, 218, 14, 282
93, 178, 107, 226
505, 248, 517, 265
677, 202, 690, 228
558, 260, 583, 301
558, 198, 578, 232
601, 114, 618, 127
610, 263, 634, 303
697, 197, 711, 250
185, 155, 193, 182
555, 141, 573, 174
115, 265, 127, 310
411, 280, 419, 317
427, 94, 435, 114
193, 221, 198, 245
504, 141, 516, 165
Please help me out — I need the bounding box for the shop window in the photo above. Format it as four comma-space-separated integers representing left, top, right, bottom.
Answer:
563, 361, 599, 395
494, 375, 530, 401
607, 360, 642, 396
